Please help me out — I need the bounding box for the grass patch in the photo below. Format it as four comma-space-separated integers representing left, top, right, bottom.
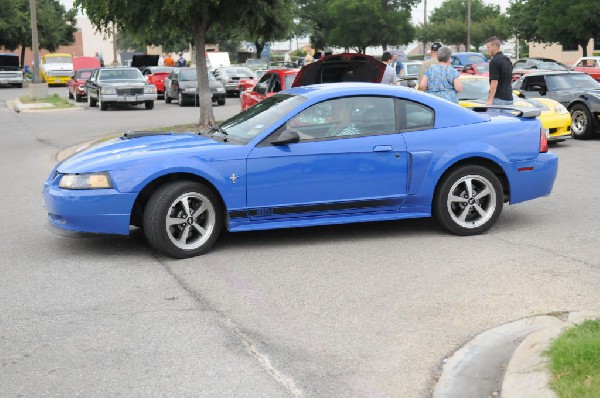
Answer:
547, 319, 600, 397
19, 94, 74, 109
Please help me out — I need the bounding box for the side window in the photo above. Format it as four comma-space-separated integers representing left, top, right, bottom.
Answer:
398, 100, 434, 130
255, 73, 273, 95
269, 75, 282, 93
284, 96, 396, 141
523, 76, 546, 91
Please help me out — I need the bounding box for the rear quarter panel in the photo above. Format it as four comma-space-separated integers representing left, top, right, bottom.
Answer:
401, 115, 543, 210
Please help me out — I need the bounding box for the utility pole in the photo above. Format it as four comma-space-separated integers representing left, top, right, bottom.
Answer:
111, 24, 117, 65
423, 0, 427, 57
29, 0, 40, 84
467, 0, 472, 51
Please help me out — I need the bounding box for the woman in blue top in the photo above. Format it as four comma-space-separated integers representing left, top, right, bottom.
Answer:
419, 46, 463, 103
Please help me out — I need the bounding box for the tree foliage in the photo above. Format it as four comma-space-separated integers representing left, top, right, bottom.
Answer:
508, 0, 600, 57
300, 0, 418, 52
0, 0, 77, 66
417, 0, 509, 51
76, 0, 296, 126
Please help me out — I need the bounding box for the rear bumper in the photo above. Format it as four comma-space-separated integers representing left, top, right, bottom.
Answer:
182, 92, 226, 102
508, 152, 559, 205
45, 76, 70, 85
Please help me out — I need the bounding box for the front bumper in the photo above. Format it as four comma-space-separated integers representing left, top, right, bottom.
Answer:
99, 93, 158, 103
541, 112, 572, 141
45, 76, 70, 85
44, 184, 136, 236
0, 77, 24, 84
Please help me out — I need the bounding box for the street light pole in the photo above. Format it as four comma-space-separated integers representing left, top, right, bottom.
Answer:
467, 0, 472, 51
29, 0, 41, 84
423, 0, 427, 57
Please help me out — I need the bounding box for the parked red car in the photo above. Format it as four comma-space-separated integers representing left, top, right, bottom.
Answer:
461, 63, 489, 77
237, 69, 267, 95
572, 57, 600, 81
67, 56, 100, 102
241, 69, 299, 110
142, 66, 175, 98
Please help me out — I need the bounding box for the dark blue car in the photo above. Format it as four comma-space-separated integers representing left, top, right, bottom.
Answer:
44, 83, 557, 258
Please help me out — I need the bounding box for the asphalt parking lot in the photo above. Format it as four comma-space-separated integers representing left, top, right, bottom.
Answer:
1, 84, 599, 397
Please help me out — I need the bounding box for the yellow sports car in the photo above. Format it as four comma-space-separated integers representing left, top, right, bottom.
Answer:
458, 75, 572, 142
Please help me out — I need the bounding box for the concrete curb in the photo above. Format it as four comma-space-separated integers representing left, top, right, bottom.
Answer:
12, 98, 83, 113
433, 311, 600, 398
56, 141, 96, 162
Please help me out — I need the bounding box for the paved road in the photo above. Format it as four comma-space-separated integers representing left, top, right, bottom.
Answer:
1, 84, 599, 397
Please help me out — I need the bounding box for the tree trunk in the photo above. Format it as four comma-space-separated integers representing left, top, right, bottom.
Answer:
20, 45, 26, 69
581, 40, 589, 57
382, 43, 388, 51
193, 16, 215, 128
255, 41, 265, 60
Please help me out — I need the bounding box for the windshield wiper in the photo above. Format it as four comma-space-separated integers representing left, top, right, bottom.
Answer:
210, 125, 228, 136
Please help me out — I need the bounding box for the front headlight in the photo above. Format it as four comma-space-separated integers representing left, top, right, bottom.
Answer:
59, 172, 113, 190
554, 103, 568, 114
184, 87, 197, 93
102, 87, 116, 95
144, 85, 157, 94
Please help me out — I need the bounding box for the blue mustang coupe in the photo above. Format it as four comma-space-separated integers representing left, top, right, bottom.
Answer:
44, 83, 558, 258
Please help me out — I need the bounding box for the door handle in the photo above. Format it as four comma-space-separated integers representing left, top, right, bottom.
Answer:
373, 145, 393, 152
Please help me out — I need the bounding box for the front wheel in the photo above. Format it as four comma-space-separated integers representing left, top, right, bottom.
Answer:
99, 97, 108, 111
178, 91, 186, 106
145, 100, 154, 110
433, 165, 503, 236
88, 93, 97, 107
570, 104, 594, 140
217, 98, 226, 106
75, 93, 83, 102
143, 181, 222, 258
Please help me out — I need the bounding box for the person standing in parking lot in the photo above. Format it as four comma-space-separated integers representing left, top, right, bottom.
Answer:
177, 53, 187, 67
485, 36, 513, 105
163, 53, 175, 67
381, 52, 398, 85
419, 46, 463, 103
418, 42, 442, 90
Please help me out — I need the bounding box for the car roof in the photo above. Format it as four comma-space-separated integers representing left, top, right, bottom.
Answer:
520, 70, 586, 77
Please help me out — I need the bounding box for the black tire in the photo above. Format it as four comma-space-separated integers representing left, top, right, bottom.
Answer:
178, 91, 186, 106
99, 98, 108, 111
570, 104, 594, 140
143, 181, 222, 258
145, 100, 154, 110
14, 83, 23, 88
88, 94, 97, 107
217, 98, 226, 106
433, 165, 503, 236
165, 92, 172, 104
75, 93, 83, 102
68, 90, 73, 99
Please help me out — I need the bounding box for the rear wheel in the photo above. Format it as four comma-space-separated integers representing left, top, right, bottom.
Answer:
68, 90, 73, 99
75, 93, 83, 102
434, 165, 503, 236
143, 181, 222, 258
217, 98, 226, 106
145, 100, 154, 110
165, 91, 172, 104
570, 104, 594, 139
178, 91, 186, 106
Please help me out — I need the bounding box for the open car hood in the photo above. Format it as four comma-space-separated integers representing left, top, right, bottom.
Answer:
131, 55, 159, 68
73, 56, 100, 71
0, 54, 20, 68
292, 53, 386, 87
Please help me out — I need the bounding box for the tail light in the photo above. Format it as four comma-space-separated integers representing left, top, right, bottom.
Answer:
540, 128, 548, 153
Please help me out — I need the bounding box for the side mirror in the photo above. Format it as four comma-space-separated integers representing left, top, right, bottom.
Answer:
271, 130, 300, 146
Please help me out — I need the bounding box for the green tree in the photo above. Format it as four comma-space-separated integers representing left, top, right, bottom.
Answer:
508, 0, 600, 57
76, 0, 295, 126
240, 0, 295, 59
0, 0, 76, 67
421, 0, 508, 51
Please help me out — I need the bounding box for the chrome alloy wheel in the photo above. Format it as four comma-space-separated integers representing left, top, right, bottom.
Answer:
446, 174, 497, 229
165, 192, 216, 250
571, 109, 587, 135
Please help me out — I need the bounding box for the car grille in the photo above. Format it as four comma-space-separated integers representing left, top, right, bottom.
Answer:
116, 88, 144, 95
0, 73, 20, 79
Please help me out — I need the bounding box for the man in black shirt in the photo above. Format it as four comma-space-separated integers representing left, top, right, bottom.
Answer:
485, 36, 513, 105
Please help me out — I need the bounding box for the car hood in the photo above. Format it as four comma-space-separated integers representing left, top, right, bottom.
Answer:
0, 54, 19, 68
58, 133, 228, 173
98, 80, 146, 86
292, 53, 386, 87
73, 57, 100, 71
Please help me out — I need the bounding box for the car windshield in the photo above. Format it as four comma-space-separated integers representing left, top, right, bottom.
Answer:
546, 74, 600, 91
537, 62, 568, 71
406, 64, 421, 75
76, 71, 92, 79
465, 55, 486, 64
284, 74, 297, 89
458, 79, 489, 100
217, 94, 306, 144
99, 69, 143, 80
44, 56, 72, 64
475, 64, 489, 73
180, 70, 198, 81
